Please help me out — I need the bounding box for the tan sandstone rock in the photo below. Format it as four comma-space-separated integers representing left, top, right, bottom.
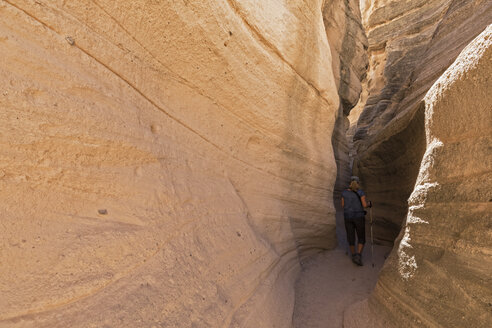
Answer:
322, 0, 368, 245
324, 0, 368, 115
0, 1, 344, 327
354, 0, 492, 245
347, 24, 492, 328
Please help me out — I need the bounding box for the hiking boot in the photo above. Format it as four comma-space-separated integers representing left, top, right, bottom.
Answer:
354, 253, 363, 266
351, 254, 358, 265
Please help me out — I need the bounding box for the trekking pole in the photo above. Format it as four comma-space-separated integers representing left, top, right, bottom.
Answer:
370, 205, 374, 268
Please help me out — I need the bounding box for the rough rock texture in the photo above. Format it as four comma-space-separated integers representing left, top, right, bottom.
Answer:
322, 0, 368, 244
354, 0, 492, 245
323, 0, 368, 115
0, 1, 343, 327
347, 24, 492, 328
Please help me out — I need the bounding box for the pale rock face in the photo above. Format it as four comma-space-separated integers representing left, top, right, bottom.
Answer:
0, 1, 342, 327
324, 0, 368, 115
347, 24, 492, 328
354, 0, 492, 245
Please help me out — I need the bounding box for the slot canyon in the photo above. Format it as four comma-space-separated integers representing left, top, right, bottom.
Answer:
0, 0, 491, 327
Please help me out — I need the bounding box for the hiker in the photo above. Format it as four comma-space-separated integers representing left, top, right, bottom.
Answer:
341, 176, 372, 266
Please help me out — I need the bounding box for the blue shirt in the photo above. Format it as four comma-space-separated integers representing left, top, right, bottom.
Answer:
342, 189, 365, 220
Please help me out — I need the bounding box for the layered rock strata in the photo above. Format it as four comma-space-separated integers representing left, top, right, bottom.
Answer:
0, 1, 345, 327
347, 24, 492, 328
323, 0, 368, 115
322, 0, 368, 244
354, 0, 492, 245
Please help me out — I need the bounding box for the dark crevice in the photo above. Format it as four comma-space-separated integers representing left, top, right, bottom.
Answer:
353, 101, 426, 246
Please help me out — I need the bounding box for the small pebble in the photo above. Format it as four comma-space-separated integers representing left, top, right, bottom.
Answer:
98, 209, 108, 215
65, 36, 75, 45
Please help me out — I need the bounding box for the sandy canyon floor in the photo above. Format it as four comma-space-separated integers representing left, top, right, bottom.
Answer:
293, 242, 390, 328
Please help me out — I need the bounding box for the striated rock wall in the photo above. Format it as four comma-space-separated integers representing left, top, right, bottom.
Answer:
323, 0, 368, 115
354, 0, 492, 245
347, 24, 492, 328
0, 1, 344, 327
322, 0, 368, 244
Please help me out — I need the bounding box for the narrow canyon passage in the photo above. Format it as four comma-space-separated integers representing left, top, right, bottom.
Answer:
1, 1, 491, 327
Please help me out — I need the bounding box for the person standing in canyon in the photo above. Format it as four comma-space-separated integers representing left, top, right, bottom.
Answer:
341, 176, 372, 266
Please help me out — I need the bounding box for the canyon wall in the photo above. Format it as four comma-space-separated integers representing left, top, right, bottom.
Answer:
355, 0, 492, 245
345, 1, 492, 326
324, 0, 368, 116
347, 24, 492, 328
0, 1, 360, 327
323, 0, 368, 243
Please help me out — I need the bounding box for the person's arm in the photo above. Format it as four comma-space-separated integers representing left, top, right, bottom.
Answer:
361, 195, 369, 208
361, 195, 372, 208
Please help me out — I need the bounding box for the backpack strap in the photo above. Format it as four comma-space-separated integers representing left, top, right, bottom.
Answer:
351, 190, 362, 205
352, 190, 366, 214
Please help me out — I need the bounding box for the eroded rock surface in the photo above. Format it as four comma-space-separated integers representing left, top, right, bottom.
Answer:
323, 0, 368, 115
322, 0, 368, 244
0, 1, 342, 327
347, 24, 492, 328
354, 0, 492, 244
